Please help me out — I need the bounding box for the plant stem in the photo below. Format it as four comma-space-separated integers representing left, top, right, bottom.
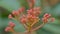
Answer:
32, 23, 45, 31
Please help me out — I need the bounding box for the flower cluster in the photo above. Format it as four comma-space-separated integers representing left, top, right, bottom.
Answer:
20, 7, 40, 25
5, 7, 55, 34
42, 13, 55, 23
8, 7, 25, 19
5, 22, 15, 32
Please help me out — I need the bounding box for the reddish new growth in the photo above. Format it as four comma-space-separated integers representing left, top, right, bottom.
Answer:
42, 13, 51, 23
5, 21, 15, 32
5, 7, 55, 34
5, 0, 55, 34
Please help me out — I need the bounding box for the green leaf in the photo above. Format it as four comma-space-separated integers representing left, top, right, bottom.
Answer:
0, 0, 21, 12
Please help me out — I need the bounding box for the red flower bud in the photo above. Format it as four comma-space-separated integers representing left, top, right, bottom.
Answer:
20, 15, 27, 24
8, 14, 13, 19
9, 22, 15, 28
18, 7, 25, 13
5, 27, 11, 32
44, 13, 51, 19
42, 17, 48, 23
12, 11, 20, 16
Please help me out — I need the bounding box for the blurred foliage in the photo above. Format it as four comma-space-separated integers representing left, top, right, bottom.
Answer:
0, 0, 60, 34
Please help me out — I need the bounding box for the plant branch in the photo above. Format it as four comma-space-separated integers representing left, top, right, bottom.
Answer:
23, 24, 28, 30
32, 23, 45, 31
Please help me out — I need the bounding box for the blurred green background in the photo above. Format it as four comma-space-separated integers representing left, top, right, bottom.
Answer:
0, 0, 60, 34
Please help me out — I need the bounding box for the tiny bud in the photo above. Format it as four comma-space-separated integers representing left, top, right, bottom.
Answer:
8, 14, 13, 19
12, 10, 20, 16
51, 18, 55, 22
20, 18, 27, 24
44, 13, 51, 18
5, 27, 11, 32
18, 7, 25, 13
42, 17, 48, 23
27, 9, 33, 14
20, 15, 27, 23
47, 14, 51, 18
32, 16, 36, 19
27, 14, 32, 19
16, 11, 20, 15
44, 13, 48, 17
9, 22, 15, 28
12, 11, 17, 15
